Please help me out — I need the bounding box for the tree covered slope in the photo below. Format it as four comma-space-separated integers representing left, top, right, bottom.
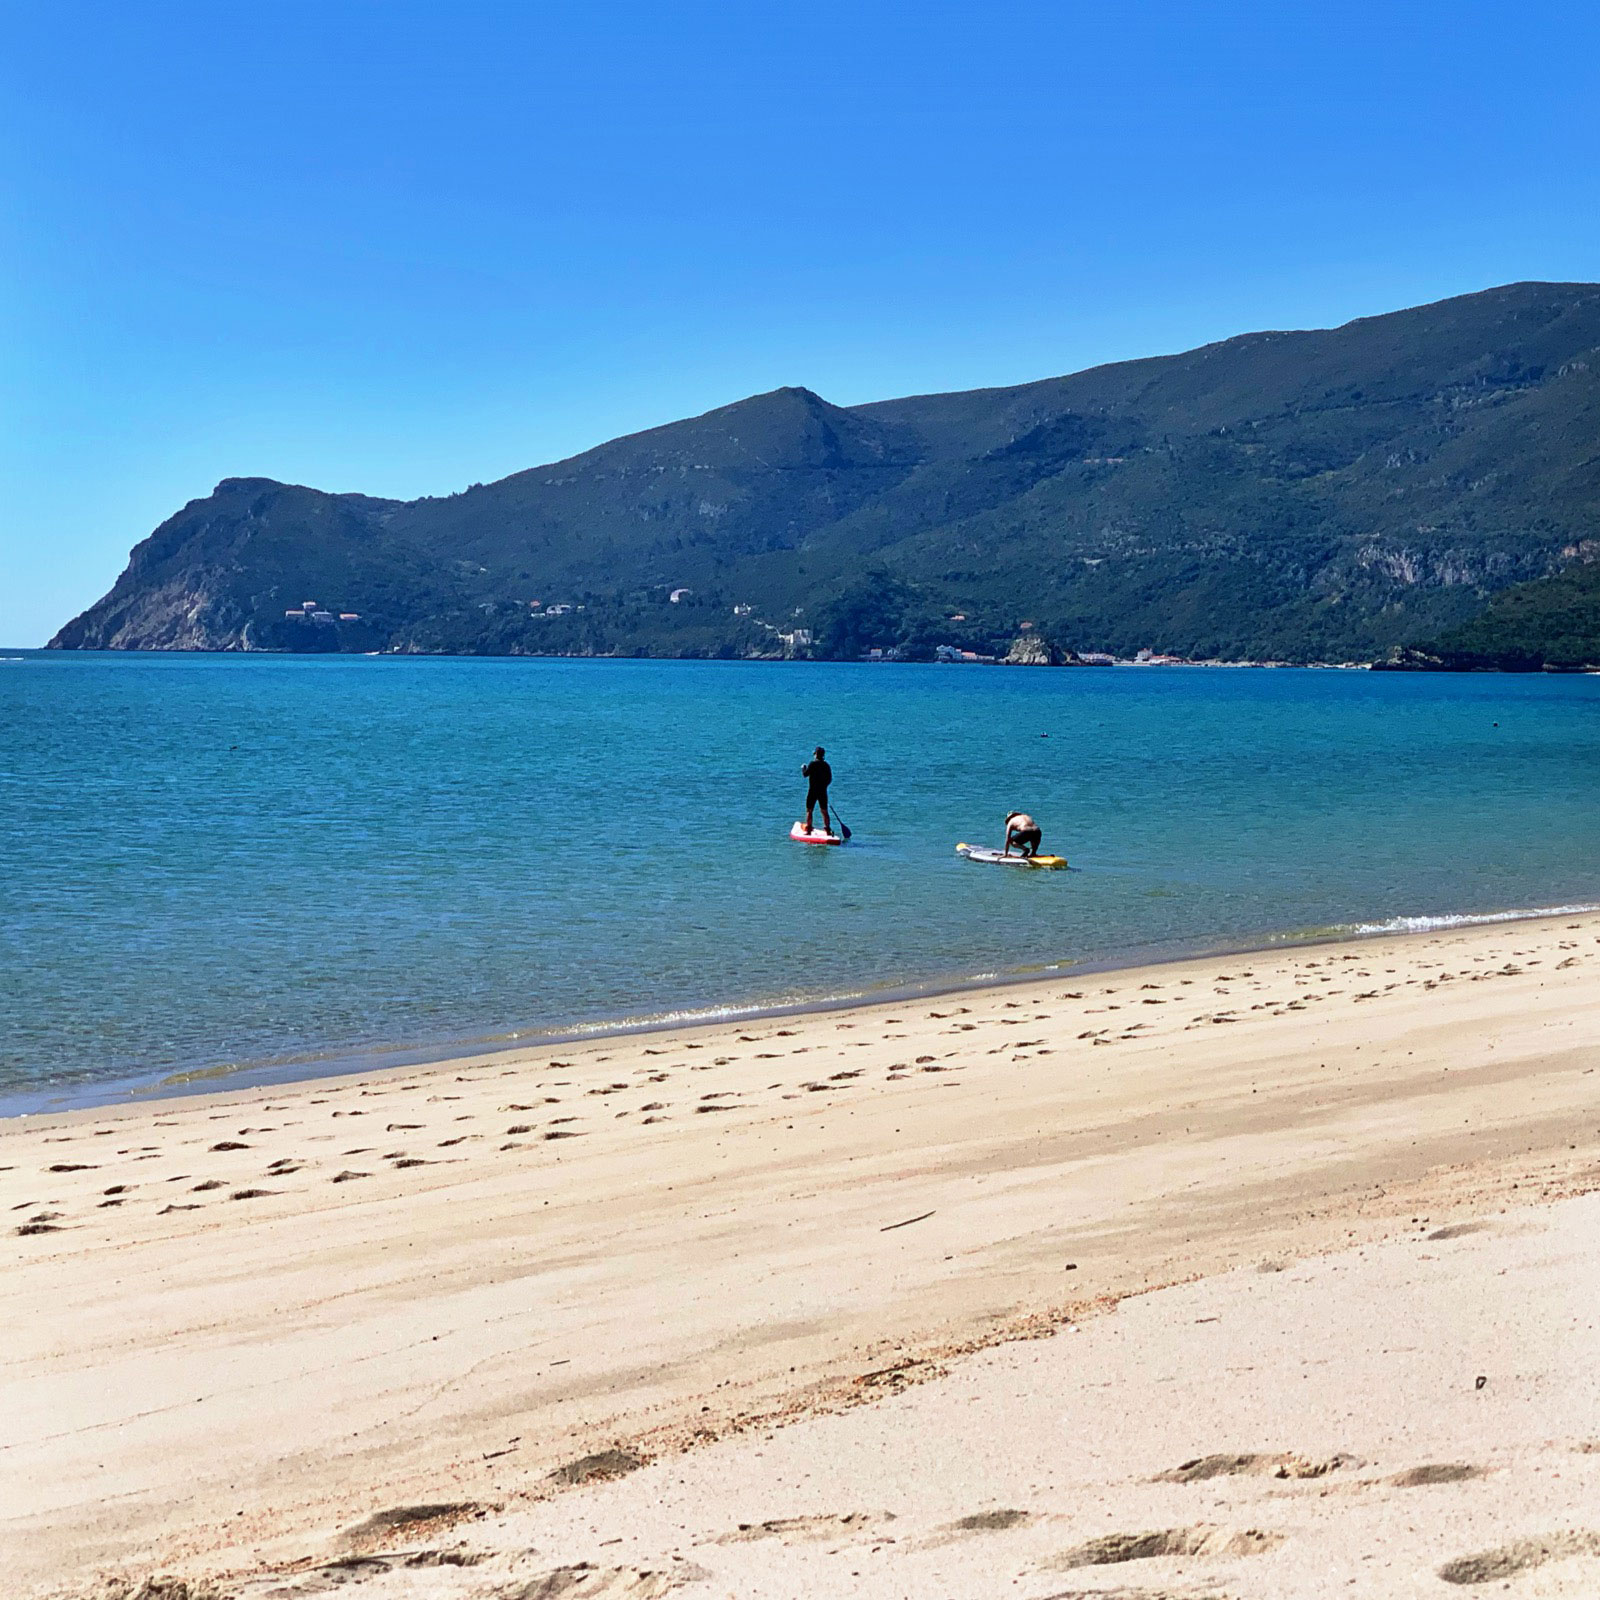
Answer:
52, 282, 1600, 663
1397, 559, 1600, 670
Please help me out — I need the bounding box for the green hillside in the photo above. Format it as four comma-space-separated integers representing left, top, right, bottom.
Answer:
1396, 559, 1600, 670
52, 282, 1600, 664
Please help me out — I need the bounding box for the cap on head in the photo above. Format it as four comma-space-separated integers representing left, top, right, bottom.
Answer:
814, 746, 825, 758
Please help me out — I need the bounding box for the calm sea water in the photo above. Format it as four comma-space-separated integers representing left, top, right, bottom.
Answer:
5, 651, 1600, 1111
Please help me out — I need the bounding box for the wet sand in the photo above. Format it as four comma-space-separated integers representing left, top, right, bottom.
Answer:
5, 912, 1600, 1596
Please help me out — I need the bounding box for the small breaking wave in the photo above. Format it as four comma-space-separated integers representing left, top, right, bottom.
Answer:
1340, 903, 1600, 936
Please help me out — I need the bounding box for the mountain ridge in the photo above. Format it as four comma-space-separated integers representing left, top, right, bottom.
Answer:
52, 281, 1600, 664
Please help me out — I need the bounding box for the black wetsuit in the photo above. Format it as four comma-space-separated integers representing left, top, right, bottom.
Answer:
802, 758, 832, 807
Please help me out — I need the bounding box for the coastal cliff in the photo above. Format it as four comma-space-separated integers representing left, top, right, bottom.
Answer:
53, 282, 1600, 665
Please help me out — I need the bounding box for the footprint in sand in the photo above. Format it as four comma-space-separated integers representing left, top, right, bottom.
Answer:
937, 1508, 1033, 1537
1392, 1462, 1483, 1486
1044, 1525, 1282, 1569
502, 1563, 711, 1598
547, 1449, 645, 1486
1156, 1452, 1351, 1482
713, 1512, 890, 1546
336, 1501, 484, 1550
1438, 1530, 1600, 1584
1029, 1589, 1230, 1600
240, 1548, 487, 1595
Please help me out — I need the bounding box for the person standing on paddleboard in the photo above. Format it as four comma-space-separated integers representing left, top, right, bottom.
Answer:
1003, 811, 1042, 858
802, 747, 834, 836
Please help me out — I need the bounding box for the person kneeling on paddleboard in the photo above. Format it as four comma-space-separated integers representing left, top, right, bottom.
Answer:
802, 747, 833, 836
1003, 811, 1042, 858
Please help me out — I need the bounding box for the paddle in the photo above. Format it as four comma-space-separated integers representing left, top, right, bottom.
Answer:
828, 801, 852, 841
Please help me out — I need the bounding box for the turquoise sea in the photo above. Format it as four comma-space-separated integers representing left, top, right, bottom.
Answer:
5, 650, 1600, 1113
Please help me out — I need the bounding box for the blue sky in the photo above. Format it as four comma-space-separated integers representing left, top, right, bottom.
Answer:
3, 1, 1598, 645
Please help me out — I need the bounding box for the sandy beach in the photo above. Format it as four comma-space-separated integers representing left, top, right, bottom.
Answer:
6, 911, 1600, 1598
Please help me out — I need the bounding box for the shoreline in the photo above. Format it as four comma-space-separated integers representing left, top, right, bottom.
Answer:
21, 645, 1600, 673
8, 894, 1600, 1121
7, 905, 1600, 1593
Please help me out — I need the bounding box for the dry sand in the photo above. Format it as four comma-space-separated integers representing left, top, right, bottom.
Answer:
4, 912, 1600, 1597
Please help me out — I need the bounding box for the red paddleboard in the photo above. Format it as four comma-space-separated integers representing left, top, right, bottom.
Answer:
790, 821, 843, 845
